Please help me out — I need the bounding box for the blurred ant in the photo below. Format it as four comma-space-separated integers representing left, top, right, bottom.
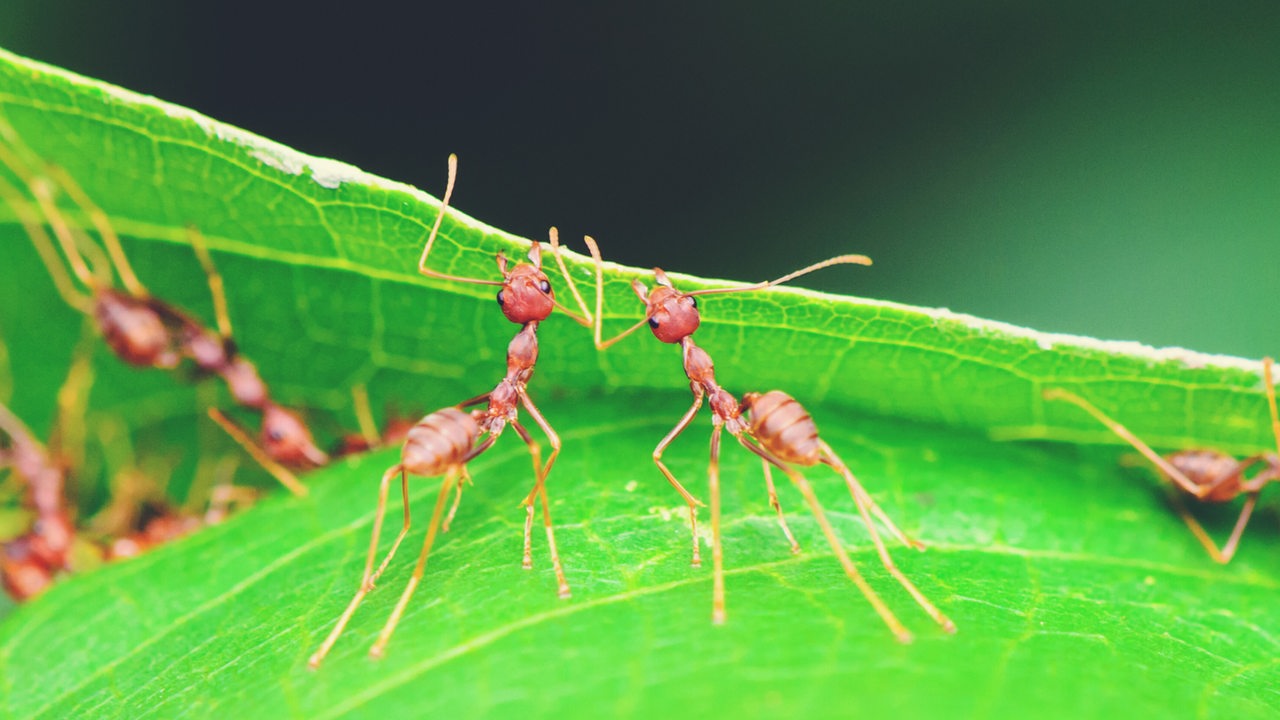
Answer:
1044, 358, 1280, 563
555, 237, 953, 641
94, 452, 255, 561
0, 125, 325, 495
0, 401, 76, 600
0, 346, 94, 601
308, 155, 588, 667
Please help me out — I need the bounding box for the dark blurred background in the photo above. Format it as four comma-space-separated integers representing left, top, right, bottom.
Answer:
2, 2, 1277, 357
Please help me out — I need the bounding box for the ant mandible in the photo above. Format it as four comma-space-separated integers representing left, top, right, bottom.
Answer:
1044, 358, 1280, 563
0, 125, 325, 495
308, 155, 589, 667
554, 237, 954, 641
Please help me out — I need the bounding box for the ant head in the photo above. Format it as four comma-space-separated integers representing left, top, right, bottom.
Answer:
495, 242, 556, 324
639, 268, 700, 344
260, 404, 329, 467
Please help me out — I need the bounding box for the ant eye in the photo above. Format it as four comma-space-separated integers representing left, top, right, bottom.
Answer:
648, 317, 660, 329
496, 290, 506, 306
689, 296, 697, 308
539, 279, 551, 294
268, 428, 284, 442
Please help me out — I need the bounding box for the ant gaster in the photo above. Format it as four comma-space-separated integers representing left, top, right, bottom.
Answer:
0, 127, 325, 495
556, 237, 954, 641
1045, 358, 1280, 563
308, 155, 589, 668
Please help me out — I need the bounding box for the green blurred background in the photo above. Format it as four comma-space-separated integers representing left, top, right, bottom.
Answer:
1, 2, 1277, 358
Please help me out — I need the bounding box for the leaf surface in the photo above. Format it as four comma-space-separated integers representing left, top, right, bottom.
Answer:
1, 47, 1278, 720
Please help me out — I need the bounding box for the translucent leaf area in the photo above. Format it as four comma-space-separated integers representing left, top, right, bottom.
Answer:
1, 48, 1278, 720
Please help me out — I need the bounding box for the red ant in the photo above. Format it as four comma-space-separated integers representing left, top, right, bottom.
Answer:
1044, 358, 1280, 563
0, 348, 94, 601
94, 452, 255, 561
308, 155, 589, 667
0, 401, 76, 601
555, 237, 954, 641
0, 127, 325, 495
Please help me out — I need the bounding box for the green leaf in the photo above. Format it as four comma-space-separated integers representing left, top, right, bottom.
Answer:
1, 47, 1278, 720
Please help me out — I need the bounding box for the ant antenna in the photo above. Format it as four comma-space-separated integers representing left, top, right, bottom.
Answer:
187, 226, 233, 339
47, 164, 148, 298
546, 228, 592, 328
682, 254, 872, 298
578, 236, 649, 350
416, 154, 502, 287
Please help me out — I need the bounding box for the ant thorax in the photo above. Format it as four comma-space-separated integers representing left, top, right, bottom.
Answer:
505, 323, 539, 381
497, 265, 555, 325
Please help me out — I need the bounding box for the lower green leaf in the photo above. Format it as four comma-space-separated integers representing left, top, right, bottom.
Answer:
2, 392, 1276, 719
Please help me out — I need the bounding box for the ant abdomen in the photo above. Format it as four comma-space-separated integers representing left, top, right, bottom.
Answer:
95, 290, 178, 368
401, 407, 481, 476
742, 391, 823, 466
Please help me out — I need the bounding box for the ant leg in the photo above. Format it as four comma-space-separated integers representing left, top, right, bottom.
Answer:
513, 418, 571, 596
817, 441, 922, 551
26, 173, 103, 295
351, 383, 381, 449
49, 333, 96, 485
820, 445, 955, 633
652, 389, 708, 566
47, 164, 148, 297
186, 226, 233, 339
369, 469, 457, 659
308, 463, 411, 669
736, 434, 912, 643
457, 392, 492, 410
517, 391, 562, 504
203, 456, 253, 525
511, 416, 571, 597
1043, 389, 1204, 497
0, 173, 94, 312
511, 421, 543, 570
206, 408, 308, 497
1217, 493, 1259, 563
1166, 490, 1256, 564
709, 423, 726, 623
760, 459, 801, 554
537, 481, 572, 598
442, 466, 468, 533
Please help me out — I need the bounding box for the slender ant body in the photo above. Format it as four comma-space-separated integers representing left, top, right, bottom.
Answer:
0, 127, 325, 495
309, 155, 587, 667
1045, 358, 1280, 563
557, 238, 954, 640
